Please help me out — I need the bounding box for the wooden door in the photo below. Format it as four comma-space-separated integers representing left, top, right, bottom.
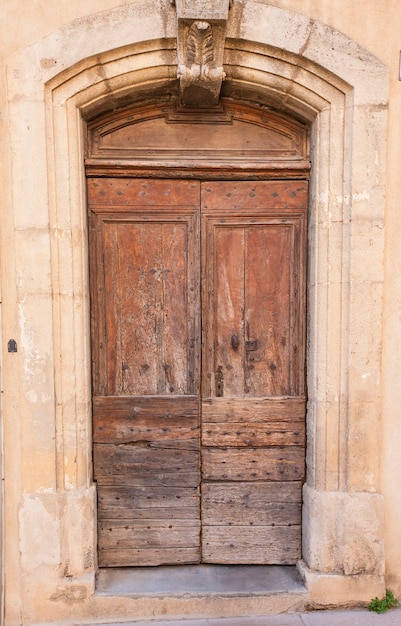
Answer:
201, 181, 307, 564
88, 177, 307, 567
88, 179, 201, 567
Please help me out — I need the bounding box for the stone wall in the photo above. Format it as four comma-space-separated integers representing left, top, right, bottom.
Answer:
1, 1, 400, 623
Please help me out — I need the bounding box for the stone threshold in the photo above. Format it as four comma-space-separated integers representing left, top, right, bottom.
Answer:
96, 564, 307, 598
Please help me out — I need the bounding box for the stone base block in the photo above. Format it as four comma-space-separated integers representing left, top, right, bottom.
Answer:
297, 560, 385, 608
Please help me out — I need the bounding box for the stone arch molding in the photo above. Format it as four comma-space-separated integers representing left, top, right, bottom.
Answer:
5, 0, 389, 619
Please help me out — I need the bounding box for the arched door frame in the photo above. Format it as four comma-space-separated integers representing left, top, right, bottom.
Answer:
3, 2, 388, 620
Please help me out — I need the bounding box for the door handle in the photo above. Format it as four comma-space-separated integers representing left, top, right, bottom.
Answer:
231, 334, 240, 349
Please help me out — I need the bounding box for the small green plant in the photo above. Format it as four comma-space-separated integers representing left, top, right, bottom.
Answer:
368, 589, 400, 614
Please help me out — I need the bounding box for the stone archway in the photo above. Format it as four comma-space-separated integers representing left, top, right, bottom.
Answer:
3, 2, 388, 622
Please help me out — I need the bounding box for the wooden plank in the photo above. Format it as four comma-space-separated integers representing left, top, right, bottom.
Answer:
202, 217, 306, 399
98, 485, 199, 516
94, 444, 200, 486
87, 177, 200, 207
102, 220, 196, 395
202, 421, 305, 447
97, 485, 199, 514
98, 547, 201, 567
86, 164, 310, 180
98, 486, 200, 537
202, 447, 305, 481
98, 517, 201, 567
98, 519, 200, 550
201, 181, 308, 212
89, 212, 108, 396
201, 525, 301, 564
201, 482, 302, 526
202, 396, 306, 422
245, 225, 292, 396
159, 218, 200, 394
213, 225, 245, 396
103, 221, 160, 394
93, 396, 199, 447
98, 485, 199, 520
89, 109, 306, 159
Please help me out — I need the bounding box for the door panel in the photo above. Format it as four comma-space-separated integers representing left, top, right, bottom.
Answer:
89, 178, 201, 567
88, 177, 307, 567
201, 181, 306, 564
102, 221, 190, 395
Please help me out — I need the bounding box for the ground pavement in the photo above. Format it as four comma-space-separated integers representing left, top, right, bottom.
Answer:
79, 607, 401, 626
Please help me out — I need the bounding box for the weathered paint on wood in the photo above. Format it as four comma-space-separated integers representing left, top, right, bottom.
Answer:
86, 100, 310, 178
202, 447, 305, 482
93, 444, 200, 487
201, 397, 306, 422
202, 421, 305, 447
89, 176, 307, 566
93, 396, 199, 449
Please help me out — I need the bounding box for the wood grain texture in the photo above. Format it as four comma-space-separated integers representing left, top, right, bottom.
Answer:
201, 180, 308, 212
202, 482, 302, 526
202, 397, 306, 422
202, 421, 305, 447
102, 220, 192, 395
93, 396, 199, 448
98, 515, 201, 566
86, 100, 309, 170
201, 525, 301, 564
89, 177, 307, 566
202, 196, 306, 399
97, 478, 200, 565
87, 177, 200, 207
94, 444, 200, 487
99, 547, 201, 567
202, 447, 305, 482
98, 485, 199, 520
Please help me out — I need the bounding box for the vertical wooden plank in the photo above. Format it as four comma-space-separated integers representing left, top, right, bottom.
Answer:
103, 222, 162, 395
162, 223, 186, 394
89, 211, 107, 396
245, 225, 292, 396
214, 226, 245, 396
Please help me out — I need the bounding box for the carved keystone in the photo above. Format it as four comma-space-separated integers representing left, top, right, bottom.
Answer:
173, 0, 231, 107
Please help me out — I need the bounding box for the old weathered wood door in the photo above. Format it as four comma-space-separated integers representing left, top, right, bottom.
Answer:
88, 177, 307, 567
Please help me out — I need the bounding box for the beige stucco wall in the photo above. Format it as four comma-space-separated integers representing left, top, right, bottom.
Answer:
1, 1, 401, 624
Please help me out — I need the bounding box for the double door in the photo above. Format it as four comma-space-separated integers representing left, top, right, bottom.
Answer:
88, 178, 307, 567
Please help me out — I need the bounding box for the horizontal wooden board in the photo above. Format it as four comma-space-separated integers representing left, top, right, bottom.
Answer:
97, 487, 199, 508
201, 181, 308, 212
202, 397, 306, 423
202, 447, 305, 481
202, 421, 305, 447
98, 518, 201, 566
87, 178, 200, 207
201, 525, 301, 564
94, 444, 200, 487
93, 396, 199, 448
98, 547, 201, 567
202, 482, 302, 527
99, 518, 200, 549
98, 485, 199, 519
